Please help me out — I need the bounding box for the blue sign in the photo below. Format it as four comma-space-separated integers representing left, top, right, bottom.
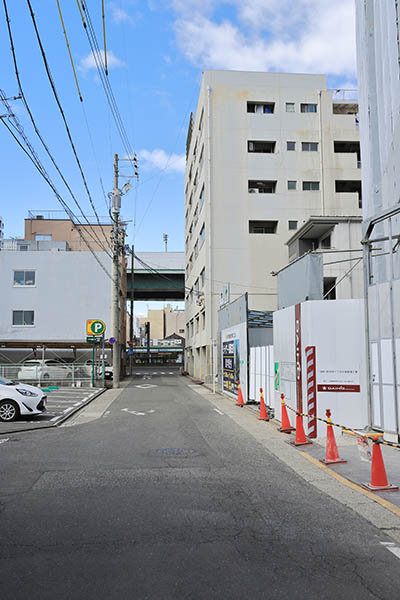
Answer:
109, 337, 116, 344
127, 348, 133, 355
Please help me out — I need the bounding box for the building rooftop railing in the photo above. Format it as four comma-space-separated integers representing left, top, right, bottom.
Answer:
27, 210, 112, 225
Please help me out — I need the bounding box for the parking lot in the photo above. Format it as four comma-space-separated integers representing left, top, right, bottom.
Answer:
0, 387, 104, 435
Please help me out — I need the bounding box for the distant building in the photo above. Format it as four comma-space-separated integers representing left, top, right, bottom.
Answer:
139, 304, 186, 342
0, 215, 4, 248
185, 70, 362, 382
24, 210, 113, 252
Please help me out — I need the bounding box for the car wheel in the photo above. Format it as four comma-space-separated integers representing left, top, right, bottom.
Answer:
43, 373, 50, 379
0, 400, 20, 422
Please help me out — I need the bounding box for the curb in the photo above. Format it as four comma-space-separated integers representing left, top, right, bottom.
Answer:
0, 388, 106, 436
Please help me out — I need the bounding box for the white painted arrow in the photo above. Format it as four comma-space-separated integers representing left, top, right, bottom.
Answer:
122, 408, 146, 416
135, 384, 157, 389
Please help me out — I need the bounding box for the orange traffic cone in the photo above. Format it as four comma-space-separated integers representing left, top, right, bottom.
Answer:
279, 393, 295, 433
259, 388, 269, 421
290, 411, 312, 446
320, 409, 347, 465
236, 381, 244, 407
362, 438, 399, 492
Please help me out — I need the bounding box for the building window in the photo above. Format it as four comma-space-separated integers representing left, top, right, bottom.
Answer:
248, 180, 277, 194
189, 192, 193, 206
286, 102, 295, 112
199, 145, 204, 169
199, 185, 205, 208
190, 320, 194, 336
198, 108, 204, 131
193, 171, 198, 187
188, 166, 192, 182
287, 181, 297, 190
202, 312, 205, 329
288, 220, 298, 230
199, 224, 205, 247
324, 277, 336, 300
200, 267, 205, 288
303, 181, 320, 191
12, 310, 34, 326
196, 317, 200, 333
287, 141, 296, 151
19, 245, 29, 251
320, 235, 331, 249
248, 140, 276, 153
247, 102, 275, 114
249, 220, 278, 234
300, 103, 317, 113
302, 142, 318, 152
13, 270, 35, 286
194, 241, 198, 258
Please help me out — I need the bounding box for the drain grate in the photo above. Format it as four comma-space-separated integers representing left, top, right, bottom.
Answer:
156, 448, 194, 456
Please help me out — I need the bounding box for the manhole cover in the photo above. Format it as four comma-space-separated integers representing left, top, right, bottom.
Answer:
156, 448, 194, 456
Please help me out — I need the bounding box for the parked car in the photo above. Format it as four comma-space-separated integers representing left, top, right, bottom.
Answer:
17, 359, 72, 381
84, 360, 113, 380
0, 376, 47, 422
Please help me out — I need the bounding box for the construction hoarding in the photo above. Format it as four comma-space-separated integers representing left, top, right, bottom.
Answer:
273, 300, 368, 437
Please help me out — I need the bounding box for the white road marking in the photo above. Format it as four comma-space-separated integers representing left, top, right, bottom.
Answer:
380, 542, 400, 560
135, 384, 157, 389
213, 408, 224, 415
122, 408, 146, 416
0, 438, 9, 445
103, 410, 110, 417
147, 409, 155, 414
63, 407, 74, 413
50, 415, 61, 422
168, 372, 174, 375
160, 372, 165, 375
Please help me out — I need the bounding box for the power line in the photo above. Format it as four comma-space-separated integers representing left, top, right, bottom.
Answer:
0, 99, 114, 282
26, 0, 110, 250
2, 0, 111, 257
76, 0, 137, 176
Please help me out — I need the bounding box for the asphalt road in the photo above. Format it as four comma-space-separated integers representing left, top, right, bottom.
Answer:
1, 368, 400, 599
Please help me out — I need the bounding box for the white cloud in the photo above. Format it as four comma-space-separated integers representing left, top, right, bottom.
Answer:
138, 149, 186, 173
111, 6, 134, 24
172, 0, 357, 78
78, 50, 125, 74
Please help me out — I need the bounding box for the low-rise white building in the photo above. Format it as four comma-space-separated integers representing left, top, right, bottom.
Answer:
0, 249, 112, 344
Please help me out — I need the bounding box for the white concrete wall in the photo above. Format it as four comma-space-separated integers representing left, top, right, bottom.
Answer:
0, 250, 112, 341
184, 70, 361, 380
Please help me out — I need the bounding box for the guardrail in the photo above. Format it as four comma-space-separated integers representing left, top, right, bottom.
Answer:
0, 363, 107, 387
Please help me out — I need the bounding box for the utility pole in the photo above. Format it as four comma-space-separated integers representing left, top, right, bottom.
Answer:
111, 153, 121, 388
163, 233, 168, 252
130, 243, 134, 343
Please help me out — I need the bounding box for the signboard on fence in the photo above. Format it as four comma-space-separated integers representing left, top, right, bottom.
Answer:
317, 367, 360, 393
221, 322, 247, 401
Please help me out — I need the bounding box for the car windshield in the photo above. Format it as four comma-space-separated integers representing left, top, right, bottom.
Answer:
23, 361, 41, 366
0, 376, 15, 386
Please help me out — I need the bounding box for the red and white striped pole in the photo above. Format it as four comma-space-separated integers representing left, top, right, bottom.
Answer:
305, 346, 317, 439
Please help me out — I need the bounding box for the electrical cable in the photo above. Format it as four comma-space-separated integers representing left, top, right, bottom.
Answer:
2, 0, 112, 257
0, 107, 114, 283
77, 0, 137, 175
26, 0, 110, 250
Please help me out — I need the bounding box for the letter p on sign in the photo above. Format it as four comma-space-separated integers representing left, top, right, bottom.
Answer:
87, 319, 106, 336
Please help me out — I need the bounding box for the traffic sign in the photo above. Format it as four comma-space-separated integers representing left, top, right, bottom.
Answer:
109, 337, 116, 344
86, 319, 106, 336
86, 335, 102, 343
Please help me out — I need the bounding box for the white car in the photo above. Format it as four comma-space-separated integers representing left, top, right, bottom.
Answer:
0, 376, 47, 422
17, 359, 72, 381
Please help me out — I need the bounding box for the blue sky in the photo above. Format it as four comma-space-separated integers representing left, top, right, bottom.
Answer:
0, 0, 357, 315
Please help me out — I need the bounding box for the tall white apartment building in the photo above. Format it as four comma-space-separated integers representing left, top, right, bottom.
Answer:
184, 70, 361, 381
0, 216, 4, 248
355, 1, 400, 439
